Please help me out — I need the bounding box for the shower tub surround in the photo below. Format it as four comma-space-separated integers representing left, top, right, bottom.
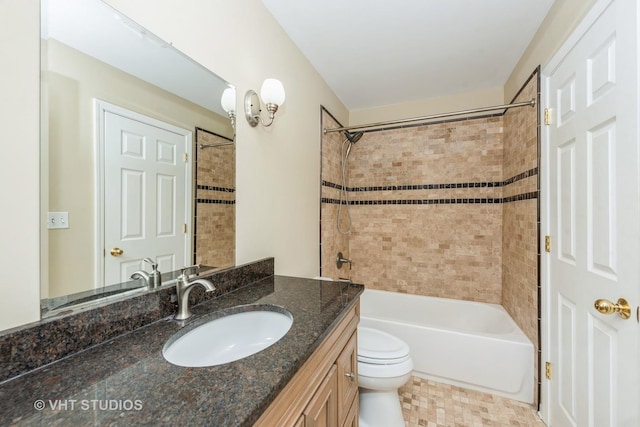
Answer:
0, 261, 363, 426
320, 68, 540, 403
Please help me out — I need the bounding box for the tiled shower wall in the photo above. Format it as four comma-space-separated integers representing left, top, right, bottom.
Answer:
321, 110, 505, 303
502, 71, 540, 394
320, 69, 540, 394
347, 116, 505, 303
194, 128, 235, 269
320, 112, 352, 280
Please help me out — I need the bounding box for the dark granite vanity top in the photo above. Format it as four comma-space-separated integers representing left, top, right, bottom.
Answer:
0, 276, 363, 426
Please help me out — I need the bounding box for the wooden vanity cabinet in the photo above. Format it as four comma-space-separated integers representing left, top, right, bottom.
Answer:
255, 302, 360, 427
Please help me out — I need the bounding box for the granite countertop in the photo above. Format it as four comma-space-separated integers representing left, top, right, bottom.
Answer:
0, 276, 363, 426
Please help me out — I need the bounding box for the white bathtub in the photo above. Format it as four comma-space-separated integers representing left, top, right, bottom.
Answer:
359, 289, 534, 403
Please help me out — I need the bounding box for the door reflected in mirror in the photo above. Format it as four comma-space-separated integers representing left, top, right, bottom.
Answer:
41, 0, 236, 315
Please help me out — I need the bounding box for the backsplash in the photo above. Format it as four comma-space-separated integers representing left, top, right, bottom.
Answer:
0, 258, 274, 383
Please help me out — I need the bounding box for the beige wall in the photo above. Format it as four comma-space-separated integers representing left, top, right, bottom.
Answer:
0, 0, 348, 330
0, 0, 41, 330
504, 0, 597, 101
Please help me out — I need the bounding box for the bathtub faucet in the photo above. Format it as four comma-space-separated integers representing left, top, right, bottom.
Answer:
336, 252, 352, 270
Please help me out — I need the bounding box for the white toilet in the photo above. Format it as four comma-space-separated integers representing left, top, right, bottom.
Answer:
357, 326, 413, 427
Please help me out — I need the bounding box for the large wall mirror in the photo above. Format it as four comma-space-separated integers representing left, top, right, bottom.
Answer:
41, 0, 236, 315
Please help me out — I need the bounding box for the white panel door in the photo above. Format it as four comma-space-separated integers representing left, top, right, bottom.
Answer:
100, 103, 191, 286
544, 0, 639, 426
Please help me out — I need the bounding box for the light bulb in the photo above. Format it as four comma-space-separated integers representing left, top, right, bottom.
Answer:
220, 87, 236, 113
260, 79, 285, 106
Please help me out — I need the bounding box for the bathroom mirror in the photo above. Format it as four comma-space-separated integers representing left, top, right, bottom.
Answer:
40, 0, 236, 315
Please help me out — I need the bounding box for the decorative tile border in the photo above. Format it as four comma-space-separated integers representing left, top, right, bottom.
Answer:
196, 184, 235, 193
195, 185, 236, 205
322, 167, 538, 204
196, 198, 236, 205
323, 180, 503, 191
322, 195, 535, 205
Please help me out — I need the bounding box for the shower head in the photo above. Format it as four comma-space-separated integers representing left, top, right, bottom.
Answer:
344, 131, 364, 143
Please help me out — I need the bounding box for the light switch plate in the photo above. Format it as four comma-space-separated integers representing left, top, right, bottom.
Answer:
47, 212, 69, 229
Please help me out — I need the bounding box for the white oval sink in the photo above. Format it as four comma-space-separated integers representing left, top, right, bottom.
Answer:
163, 307, 293, 367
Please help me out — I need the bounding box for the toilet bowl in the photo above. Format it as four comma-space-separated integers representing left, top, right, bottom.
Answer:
358, 326, 413, 427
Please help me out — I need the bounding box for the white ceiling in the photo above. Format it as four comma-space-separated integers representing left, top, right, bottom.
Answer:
262, 0, 555, 111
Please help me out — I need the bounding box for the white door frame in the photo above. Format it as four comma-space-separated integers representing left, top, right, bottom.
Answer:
540, 0, 635, 423
93, 99, 193, 288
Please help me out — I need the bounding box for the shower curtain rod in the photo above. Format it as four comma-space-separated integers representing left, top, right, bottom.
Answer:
323, 98, 536, 135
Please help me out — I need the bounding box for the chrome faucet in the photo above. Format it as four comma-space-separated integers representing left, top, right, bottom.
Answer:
130, 257, 161, 289
130, 270, 151, 287
174, 266, 216, 320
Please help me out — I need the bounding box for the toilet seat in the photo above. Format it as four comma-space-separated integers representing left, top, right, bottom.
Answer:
358, 327, 411, 365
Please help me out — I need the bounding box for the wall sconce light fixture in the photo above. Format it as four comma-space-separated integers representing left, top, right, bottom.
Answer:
220, 87, 236, 129
244, 79, 286, 127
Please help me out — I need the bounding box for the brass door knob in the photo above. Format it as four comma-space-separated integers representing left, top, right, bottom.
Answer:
345, 372, 355, 381
110, 247, 124, 257
594, 298, 631, 320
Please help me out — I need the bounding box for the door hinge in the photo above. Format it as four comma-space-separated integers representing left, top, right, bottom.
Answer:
545, 235, 551, 253
183, 223, 187, 233
183, 153, 188, 163
544, 108, 553, 125
546, 362, 552, 380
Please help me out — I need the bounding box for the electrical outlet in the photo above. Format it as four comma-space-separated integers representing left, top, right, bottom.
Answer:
47, 212, 69, 229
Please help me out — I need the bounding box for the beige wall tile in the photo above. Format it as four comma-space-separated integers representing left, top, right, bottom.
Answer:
194, 128, 236, 269
502, 71, 539, 402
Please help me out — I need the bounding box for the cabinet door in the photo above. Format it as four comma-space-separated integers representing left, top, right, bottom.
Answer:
293, 414, 305, 427
304, 365, 338, 427
336, 332, 358, 425
342, 392, 359, 427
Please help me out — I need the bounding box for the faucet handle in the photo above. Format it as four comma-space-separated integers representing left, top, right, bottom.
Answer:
143, 257, 158, 271
180, 265, 201, 278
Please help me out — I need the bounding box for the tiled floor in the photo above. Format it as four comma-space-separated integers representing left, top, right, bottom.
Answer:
399, 376, 546, 427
